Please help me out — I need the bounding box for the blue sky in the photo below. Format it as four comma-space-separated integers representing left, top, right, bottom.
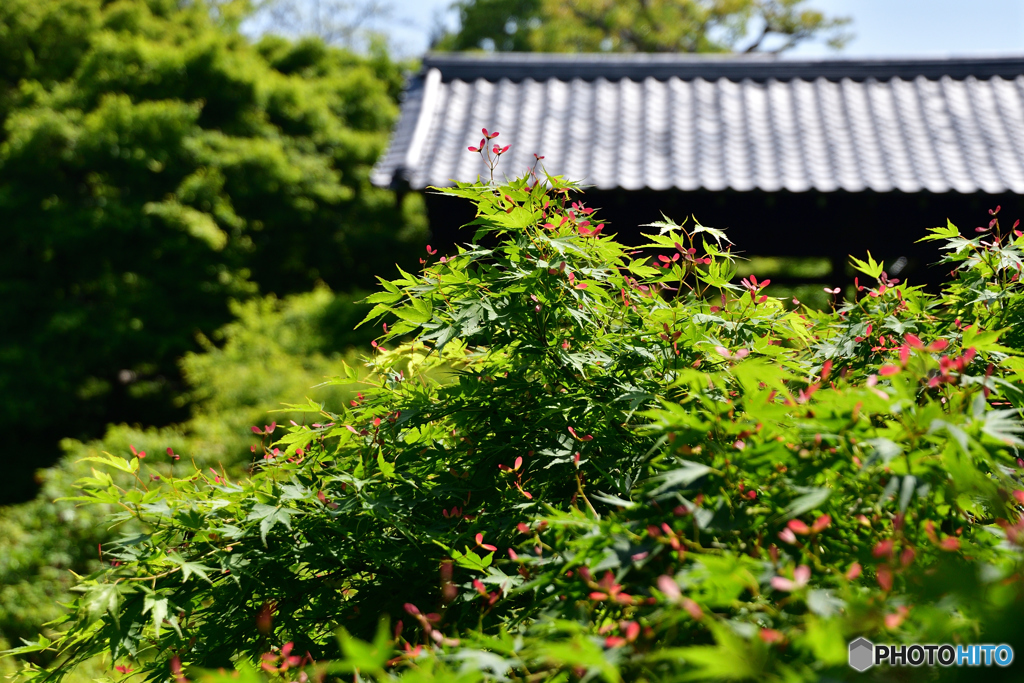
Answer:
382, 0, 1024, 58
788, 0, 1024, 58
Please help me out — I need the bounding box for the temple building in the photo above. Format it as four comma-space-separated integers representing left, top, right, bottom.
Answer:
373, 53, 1024, 286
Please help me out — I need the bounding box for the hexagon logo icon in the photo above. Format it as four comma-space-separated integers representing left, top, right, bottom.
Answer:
849, 637, 875, 672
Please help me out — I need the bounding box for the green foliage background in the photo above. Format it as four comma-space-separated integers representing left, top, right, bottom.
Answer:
0, 287, 369, 667
437, 0, 849, 53
0, 0, 424, 503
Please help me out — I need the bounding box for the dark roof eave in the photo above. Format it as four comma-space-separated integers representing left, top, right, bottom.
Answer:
422, 52, 1024, 83
409, 180, 1007, 194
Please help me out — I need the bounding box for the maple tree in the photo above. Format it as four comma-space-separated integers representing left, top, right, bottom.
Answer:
8, 137, 1024, 682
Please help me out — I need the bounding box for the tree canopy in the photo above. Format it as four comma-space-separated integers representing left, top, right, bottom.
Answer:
436, 0, 850, 53
0, 0, 423, 503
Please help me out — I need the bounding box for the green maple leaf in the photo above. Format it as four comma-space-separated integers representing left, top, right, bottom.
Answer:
144, 595, 169, 637
246, 503, 301, 546
167, 553, 213, 584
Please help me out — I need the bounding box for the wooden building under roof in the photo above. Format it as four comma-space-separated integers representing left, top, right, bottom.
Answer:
373, 53, 1024, 287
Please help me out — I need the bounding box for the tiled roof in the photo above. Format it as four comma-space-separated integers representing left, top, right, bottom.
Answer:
372, 54, 1024, 194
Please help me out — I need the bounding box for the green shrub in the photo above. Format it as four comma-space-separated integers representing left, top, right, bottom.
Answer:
0, 0, 424, 502
9, 164, 1024, 682
0, 288, 368, 658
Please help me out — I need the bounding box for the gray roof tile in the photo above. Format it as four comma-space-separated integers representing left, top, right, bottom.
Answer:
372, 54, 1024, 194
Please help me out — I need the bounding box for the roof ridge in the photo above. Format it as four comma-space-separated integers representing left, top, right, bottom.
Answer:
421, 52, 1024, 84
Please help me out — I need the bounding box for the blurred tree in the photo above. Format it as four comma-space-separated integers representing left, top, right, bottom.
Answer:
0, 0, 424, 503
0, 287, 370, 660
246, 0, 394, 51
436, 0, 850, 53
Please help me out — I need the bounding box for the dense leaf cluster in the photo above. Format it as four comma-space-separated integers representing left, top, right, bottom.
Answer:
0, 0, 423, 502
0, 288, 368, 666
10, 171, 1024, 682
437, 0, 849, 53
